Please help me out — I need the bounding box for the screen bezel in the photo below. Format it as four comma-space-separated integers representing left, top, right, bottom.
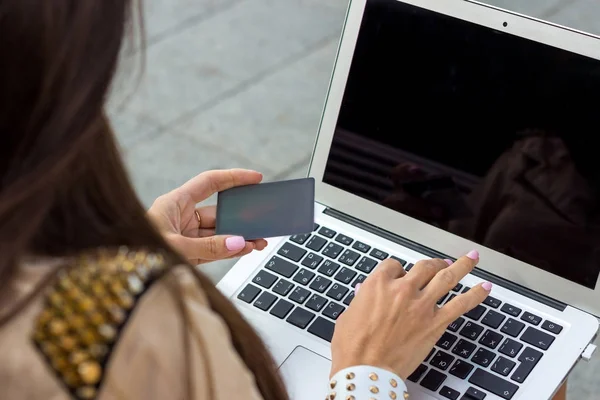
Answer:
309, 0, 600, 316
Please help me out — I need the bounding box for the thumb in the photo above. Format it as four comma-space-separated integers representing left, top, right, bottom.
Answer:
168, 234, 249, 261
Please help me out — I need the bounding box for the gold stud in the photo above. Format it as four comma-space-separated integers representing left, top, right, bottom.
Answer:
389, 390, 397, 399
403, 392, 410, 399
76, 386, 97, 400
370, 386, 379, 394
346, 383, 355, 391
346, 372, 355, 379
346, 396, 355, 400
48, 319, 68, 336
390, 378, 398, 388
369, 372, 379, 381
78, 360, 102, 385
330, 380, 337, 389
328, 391, 336, 399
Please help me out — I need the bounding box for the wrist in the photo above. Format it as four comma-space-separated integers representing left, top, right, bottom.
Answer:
328, 365, 408, 399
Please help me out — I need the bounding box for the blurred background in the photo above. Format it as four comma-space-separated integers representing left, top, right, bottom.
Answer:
107, 0, 599, 396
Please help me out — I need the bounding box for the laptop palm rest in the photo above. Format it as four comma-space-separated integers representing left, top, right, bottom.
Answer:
279, 346, 331, 399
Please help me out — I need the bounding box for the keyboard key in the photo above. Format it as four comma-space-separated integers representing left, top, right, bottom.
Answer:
343, 291, 355, 305
437, 332, 458, 350
334, 267, 357, 284
290, 233, 311, 245
391, 255, 406, 266
323, 302, 345, 320
277, 242, 306, 262
541, 320, 563, 334
449, 359, 473, 379
306, 294, 328, 312
521, 311, 542, 326
439, 386, 460, 400
425, 348, 435, 362
335, 234, 353, 245
460, 321, 484, 341
318, 227, 336, 238
407, 364, 428, 382
437, 294, 448, 305
318, 260, 340, 276
482, 310, 506, 329
269, 299, 294, 319
501, 303, 522, 317
370, 248, 389, 260
301, 253, 323, 269
479, 329, 503, 350
326, 283, 349, 301
511, 347, 543, 383
420, 369, 447, 392
322, 242, 344, 259
306, 236, 327, 252
469, 368, 519, 399
273, 279, 295, 296
521, 326, 554, 350
252, 270, 278, 289
465, 305, 486, 321
452, 339, 477, 359
289, 287, 310, 304
405, 263, 414, 271
462, 286, 471, 293
483, 296, 501, 308
351, 274, 367, 288
465, 387, 487, 400
448, 317, 465, 332
356, 256, 378, 273
309, 276, 332, 293
472, 347, 496, 367
445, 294, 456, 304
500, 318, 525, 337
253, 292, 277, 311
430, 350, 455, 371
339, 249, 360, 266
492, 356, 516, 376
286, 307, 315, 329
266, 256, 298, 278
237, 284, 261, 303
498, 338, 522, 358
352, 241, 371, 253
452, 283, 463, 292
293, 268, 315, 286
313, 223, 319, 231
308, 317, 335, 342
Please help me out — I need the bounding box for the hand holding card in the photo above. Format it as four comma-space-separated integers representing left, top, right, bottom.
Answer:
216, 178, 315, 240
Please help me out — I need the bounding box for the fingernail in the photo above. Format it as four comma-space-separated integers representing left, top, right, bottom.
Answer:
225, 236, 246, 251
467, 250, 479, 260
355, 283, 361, 293
482, 282, 493, 292
444, 259, 453, 265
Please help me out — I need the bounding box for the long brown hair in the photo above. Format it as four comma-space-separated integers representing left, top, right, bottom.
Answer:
0, 1, 287, 398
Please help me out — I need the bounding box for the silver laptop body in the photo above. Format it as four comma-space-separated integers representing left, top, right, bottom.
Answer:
218, 1, 600, 399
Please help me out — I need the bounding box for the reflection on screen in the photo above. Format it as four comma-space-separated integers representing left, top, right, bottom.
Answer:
323, 0, 600, 288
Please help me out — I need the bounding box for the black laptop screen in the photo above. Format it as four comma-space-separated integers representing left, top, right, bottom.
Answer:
323, 0, 600, 288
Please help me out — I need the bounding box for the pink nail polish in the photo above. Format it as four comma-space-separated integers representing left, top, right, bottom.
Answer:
225, 236, 245, 251
466, 250, 479, 260
444, 259, 453, 265
482, 282, 493, 292
355, 283, 361, 293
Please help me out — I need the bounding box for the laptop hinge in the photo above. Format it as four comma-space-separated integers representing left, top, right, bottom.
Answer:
324, 207, 567, 312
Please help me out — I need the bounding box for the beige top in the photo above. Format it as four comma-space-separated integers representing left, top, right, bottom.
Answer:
0, 250, 265, 400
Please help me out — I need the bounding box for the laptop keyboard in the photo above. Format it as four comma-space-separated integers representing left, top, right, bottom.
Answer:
236, 224, 563, 400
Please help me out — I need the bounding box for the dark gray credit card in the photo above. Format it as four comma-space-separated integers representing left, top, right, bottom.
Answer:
216, 177, 315, 240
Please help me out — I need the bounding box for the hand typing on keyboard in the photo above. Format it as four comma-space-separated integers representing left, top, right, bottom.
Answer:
330, 250, 491, 381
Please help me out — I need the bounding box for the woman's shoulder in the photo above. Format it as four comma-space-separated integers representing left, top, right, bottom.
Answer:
31, 247, 208, 400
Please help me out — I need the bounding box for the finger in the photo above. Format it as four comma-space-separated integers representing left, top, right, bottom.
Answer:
371, 258, 407, 280
250, 238, 268, 251
195, 205, 216, 228
197, 243, 255, 264
198, 228, 216, 238
179, 169, 263, 203
168, 234, 249, 261
405, 258, 451, 289
438, 282, 492, 324
422, 251, 479, 301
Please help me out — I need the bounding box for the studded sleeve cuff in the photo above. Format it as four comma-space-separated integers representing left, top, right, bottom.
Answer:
327, 365, 409, 400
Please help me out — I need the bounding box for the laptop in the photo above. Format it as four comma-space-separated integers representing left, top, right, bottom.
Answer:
217, 0, 600, 399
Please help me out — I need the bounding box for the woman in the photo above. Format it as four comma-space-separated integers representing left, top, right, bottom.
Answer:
0, 1, 566, 400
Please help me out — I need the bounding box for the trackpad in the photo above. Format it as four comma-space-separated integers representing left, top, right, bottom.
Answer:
279, 346, 331, 400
